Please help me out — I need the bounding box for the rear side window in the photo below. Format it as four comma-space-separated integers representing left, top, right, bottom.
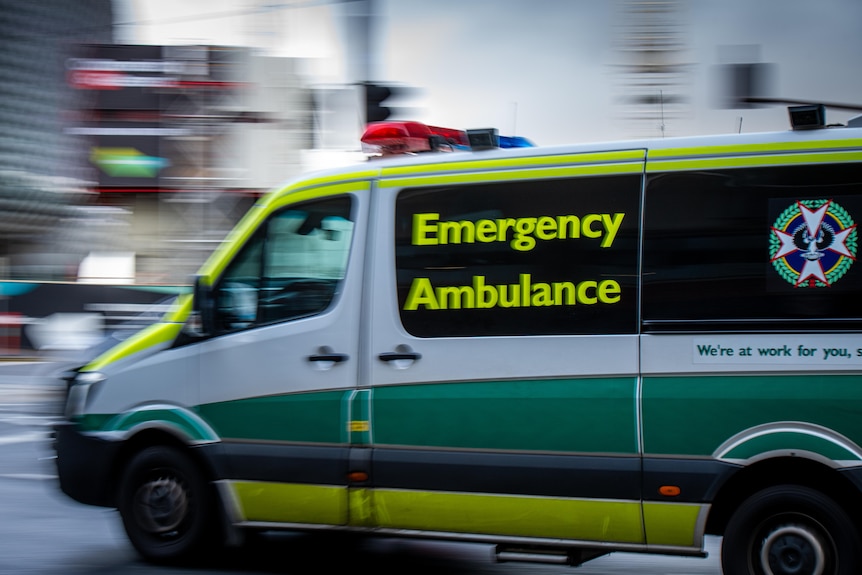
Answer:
394, 175, 641, 337
642, 163, 862, 329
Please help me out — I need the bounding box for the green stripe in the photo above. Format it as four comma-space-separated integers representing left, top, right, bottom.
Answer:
199, 390, 347, 444
349, 389, 371, 445
380, 162, 644, 189
231, 481, 347, 525
642, 502, 703, 547
373, 489, 643, 543
642, 374, 862, 457
721, 431, 862, 462
372, 378, 638, 454
79, 407, 218, 442
647, 150, 862, 172
78, 413, 113, 432
197, 378, 638, 452
380, 150, 646, 177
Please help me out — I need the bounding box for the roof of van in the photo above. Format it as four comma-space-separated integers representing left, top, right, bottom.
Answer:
198, 124, 862, 285
290, 125, 862, 183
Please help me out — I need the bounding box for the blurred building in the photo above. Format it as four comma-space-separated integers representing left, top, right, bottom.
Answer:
67, 44, 313, 284
615, 0, 690, 137
0, 0, 114, 280
0, 1, 314, 284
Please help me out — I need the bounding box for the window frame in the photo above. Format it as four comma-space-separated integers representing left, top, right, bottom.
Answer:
212, 195, 355, 335
393, 174, 643, 338
641, 162, 862, 332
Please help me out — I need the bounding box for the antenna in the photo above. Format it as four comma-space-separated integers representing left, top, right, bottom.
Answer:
737, 116, 743, 133
660, 90, 666, 137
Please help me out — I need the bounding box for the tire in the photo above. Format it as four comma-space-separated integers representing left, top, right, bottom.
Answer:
721, 485, 861, 575
117, 446, 216, 563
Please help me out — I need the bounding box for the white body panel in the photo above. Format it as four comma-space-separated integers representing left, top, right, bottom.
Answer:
198, 188, 370, 406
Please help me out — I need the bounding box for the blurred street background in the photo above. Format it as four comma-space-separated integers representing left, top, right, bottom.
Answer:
0, 3, 859, 572
1, 0, 861, 356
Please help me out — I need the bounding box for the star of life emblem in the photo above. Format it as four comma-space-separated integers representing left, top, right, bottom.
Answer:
770, 199, 857, 287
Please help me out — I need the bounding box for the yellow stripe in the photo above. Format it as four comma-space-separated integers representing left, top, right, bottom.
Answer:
231, 481, 348, 525
228, 481, 702, 550
381, 150, 646, 177
647, 150, 862, 173
163, 293, 193, 323
197, 180, 371, 284
348, 488, 375, 527
263, 181, 372, 212
381, 162, 644, 189
642, 502, 705, 547
84, 321, 183, 372
373, 489, 644, 543
255, 170, 377, 205
648, 138, 862, 159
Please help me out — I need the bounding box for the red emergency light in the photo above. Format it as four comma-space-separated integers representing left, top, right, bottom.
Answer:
361, 121, 534, 158
361, 121, 471, 157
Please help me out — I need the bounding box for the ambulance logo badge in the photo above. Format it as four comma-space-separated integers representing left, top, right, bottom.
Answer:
770, 199, 857, 287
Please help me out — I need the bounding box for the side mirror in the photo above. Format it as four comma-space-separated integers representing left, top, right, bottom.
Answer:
192, 275, 215, 336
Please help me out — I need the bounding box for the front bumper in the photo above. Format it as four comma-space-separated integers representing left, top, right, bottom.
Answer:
53, 422, 121, 508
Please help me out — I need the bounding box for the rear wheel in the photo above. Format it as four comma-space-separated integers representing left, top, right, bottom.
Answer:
118, 446, 216, 563
721, 485, 861, 575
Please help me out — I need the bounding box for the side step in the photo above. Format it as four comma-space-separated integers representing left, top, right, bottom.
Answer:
494, 544, 607, 567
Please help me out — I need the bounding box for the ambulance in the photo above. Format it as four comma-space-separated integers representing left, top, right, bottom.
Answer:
54, 105, 862, 575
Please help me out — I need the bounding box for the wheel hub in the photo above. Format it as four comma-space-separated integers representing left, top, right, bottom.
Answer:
761, 525, 825, 575
134, 477, 189, 535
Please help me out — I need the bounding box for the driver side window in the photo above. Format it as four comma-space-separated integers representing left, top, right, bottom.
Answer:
215, 196, 354, 333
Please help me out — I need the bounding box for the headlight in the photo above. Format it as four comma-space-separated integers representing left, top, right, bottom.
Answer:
65, 372, 105, 419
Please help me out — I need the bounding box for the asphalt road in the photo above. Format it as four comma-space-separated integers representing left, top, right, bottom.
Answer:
0, 361, 723, 575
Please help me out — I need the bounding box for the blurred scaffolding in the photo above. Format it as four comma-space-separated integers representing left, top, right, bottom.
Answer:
614, 0, 691, 138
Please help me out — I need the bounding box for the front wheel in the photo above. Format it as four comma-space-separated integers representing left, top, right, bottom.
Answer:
721, 485, 861, 575
118, 446, 216, 563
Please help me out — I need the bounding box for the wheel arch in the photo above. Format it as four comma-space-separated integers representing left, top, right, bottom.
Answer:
705, 455, 862, 537
108, 425, 224, 509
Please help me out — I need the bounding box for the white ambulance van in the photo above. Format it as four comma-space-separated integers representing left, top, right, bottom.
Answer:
54, 107, 862, 575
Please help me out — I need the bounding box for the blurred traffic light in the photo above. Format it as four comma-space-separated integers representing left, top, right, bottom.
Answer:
364, 82, 393, 123
721, 62, 775, 108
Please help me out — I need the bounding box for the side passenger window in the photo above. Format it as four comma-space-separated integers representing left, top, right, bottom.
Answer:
215, 196, 354, 333
642, 163, 862, 327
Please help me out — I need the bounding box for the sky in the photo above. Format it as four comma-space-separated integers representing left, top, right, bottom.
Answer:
116, 0, 862, 146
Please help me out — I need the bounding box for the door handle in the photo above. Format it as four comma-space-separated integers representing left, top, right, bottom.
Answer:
378, 351, 422, 362
308, 346, 349, 363
378, 344, 422, 363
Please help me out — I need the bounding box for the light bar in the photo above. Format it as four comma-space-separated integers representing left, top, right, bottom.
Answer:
499, 135, 535, 148
361, 121, 434, 156
361, 121, 534, 157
